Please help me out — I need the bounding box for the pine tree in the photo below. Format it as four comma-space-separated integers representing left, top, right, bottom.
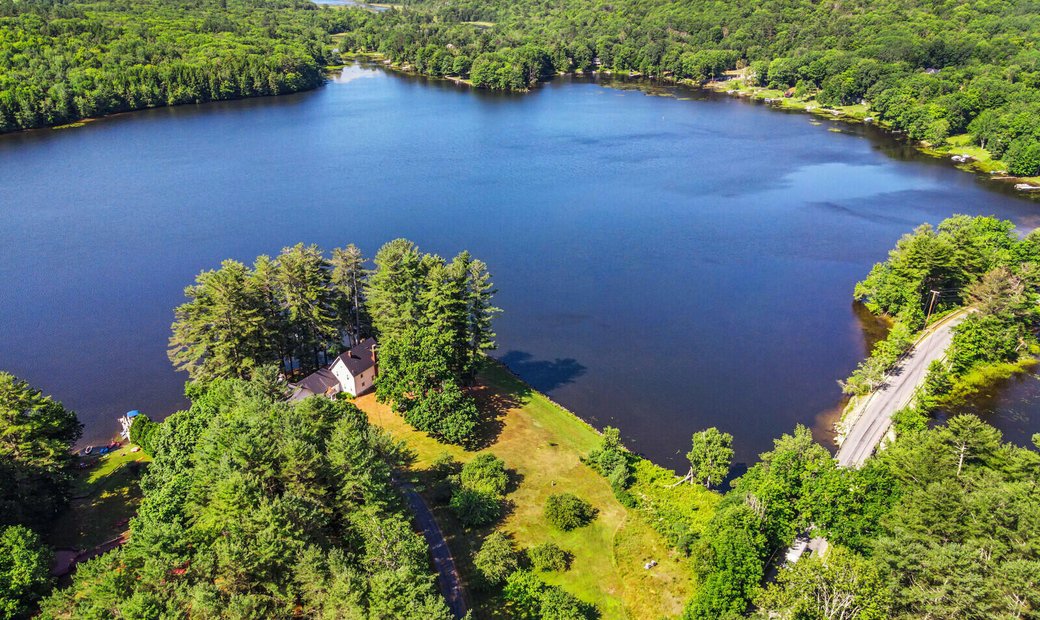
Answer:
330, 244, 369, 347
366, 239, 424, 341
251, 254, 293, 375
168, 259, 267, 381
422, 256, 469, 376
463, 257, 500, 382
274, 244, 339, 372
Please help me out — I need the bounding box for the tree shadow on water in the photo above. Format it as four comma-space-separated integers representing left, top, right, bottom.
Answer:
497, 351, 588, 393
466, 353, 586, 450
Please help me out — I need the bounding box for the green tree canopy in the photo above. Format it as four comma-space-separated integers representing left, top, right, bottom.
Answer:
0, 373, 82, 528
0, 525, 52, 620
686, 427, 734, 489
40, 374, 452, 618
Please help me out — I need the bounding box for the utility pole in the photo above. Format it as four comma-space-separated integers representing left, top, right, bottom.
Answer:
925, 290, 940, 324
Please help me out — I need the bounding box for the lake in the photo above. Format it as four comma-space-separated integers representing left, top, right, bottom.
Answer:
2, 64, 1039, 468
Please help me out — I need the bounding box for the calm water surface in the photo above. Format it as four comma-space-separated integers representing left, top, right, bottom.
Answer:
2, 65, 1039, 467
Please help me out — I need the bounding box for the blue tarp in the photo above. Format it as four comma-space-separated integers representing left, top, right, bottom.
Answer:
126, 410, 140, 418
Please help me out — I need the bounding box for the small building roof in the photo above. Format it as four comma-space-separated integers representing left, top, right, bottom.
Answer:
295, 368, 340, 395
288, 386, 316, 403
332, 337, 378, 377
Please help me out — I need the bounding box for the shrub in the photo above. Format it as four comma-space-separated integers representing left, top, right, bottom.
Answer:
474, 532, 518, 586
129, 414, 159, 454
892, 406, 929, 434
431, 452, 460, 480
544, 494, 597, 531
461, 453, 509, 496
450, 488, 500, 528
503, 570, 596, 619
586, 427, 635, 507
404, 381, 479, 445
528, 542, 570, 572
1006, 138, 1040, 177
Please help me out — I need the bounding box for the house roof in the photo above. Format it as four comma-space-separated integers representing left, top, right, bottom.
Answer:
332, 337, 378, 377
287, 386, 316, 402
295, 368, 340, 395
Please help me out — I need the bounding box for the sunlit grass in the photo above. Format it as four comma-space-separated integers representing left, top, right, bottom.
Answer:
48, 446, 150, 550
357, 362, 710, 619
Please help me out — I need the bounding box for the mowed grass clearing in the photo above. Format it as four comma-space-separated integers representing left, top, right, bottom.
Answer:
356, 362, 715, 619
48, 445, 151, 550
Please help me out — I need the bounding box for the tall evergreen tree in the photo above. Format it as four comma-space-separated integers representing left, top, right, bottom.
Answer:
251, 254, 293, 374
0, 373, 82, 528
367, 239, 424, 341
168, 259, 266, 382
274, 244, 339, 373
330, 244, 369, 347
463, 256, 500, 382
422, 257, 468, 376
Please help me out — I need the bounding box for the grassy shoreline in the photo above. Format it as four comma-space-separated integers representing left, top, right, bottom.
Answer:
355, 361, 718, 619
697, 75, 1040, 188
47, 445, 150, 552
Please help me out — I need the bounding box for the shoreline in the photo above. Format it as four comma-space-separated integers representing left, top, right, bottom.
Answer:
8, 56, 1040, 197
345, 55, 1040, 196
695, 76, 1040, 193
355, 360, 718, 618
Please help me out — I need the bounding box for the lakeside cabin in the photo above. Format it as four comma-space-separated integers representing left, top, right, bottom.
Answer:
289, 337, 378, 402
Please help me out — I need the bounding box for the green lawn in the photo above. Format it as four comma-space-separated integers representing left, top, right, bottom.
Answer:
48, 446, 150, 550
358, 362, 718, 619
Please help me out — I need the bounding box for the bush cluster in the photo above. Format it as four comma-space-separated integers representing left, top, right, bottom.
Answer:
544, 493, 597, 531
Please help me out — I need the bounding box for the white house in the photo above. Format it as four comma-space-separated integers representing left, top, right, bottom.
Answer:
329, 337, 378, 397
289, 337, 378, 402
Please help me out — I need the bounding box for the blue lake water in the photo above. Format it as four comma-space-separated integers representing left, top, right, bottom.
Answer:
2, 64, 1038, 467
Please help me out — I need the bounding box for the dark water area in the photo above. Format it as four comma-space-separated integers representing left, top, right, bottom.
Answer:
2, 64, 1039, 469
935, 369, 1040, 449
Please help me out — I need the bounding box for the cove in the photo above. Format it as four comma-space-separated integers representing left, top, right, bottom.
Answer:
2, 63, 1039, 469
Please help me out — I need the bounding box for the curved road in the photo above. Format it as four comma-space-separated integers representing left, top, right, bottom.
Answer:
399, 481, 468, 618
836, 310, 969, 468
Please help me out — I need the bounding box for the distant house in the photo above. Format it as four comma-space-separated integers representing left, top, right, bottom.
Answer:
289, 337, 378, 402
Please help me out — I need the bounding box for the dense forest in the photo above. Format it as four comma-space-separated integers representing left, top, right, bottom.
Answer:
333, 0, 1040, 174
686, 419, 1040, 619
41, 373, 455, 618
5, 0, 1039, 172
0, 0, 357, 133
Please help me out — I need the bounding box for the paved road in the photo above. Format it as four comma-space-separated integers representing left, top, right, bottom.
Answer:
835, 310, 968, 468
399, 481, 468, 618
